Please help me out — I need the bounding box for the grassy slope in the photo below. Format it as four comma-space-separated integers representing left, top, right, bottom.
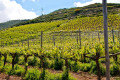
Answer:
0, 20, 28, 30
0, 20, 67, 45
14, 3, 120, 26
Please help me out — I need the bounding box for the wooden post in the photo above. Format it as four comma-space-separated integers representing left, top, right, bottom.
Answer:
88, 32, 90, 44
98, 31, 100, 42
112, 29, 114, 45
103, 0, 110, 80
92, 32, 93, 42
53, 35, 55, 46
12, 38, 13, 46
3, 54, 7, 67
24, 56, 28, 76
76, 34, 78, 44
12, 54, 16, 70
41, 31, 43, 48
118, 30, 120, 45
40, 56, 46, 80
96, 52, 101, 80
65, 59, 69, 80
79, 29, 81, 48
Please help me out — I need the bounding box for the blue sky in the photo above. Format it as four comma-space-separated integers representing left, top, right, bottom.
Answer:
0, 0, 120, 23
15, 0, 91, 15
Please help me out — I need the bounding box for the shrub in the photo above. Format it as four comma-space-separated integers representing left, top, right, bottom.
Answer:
28, 56, 37, 66
79, 63, 90, 72
38, 58, 49, 68
6, 64, 24, 76
90, 61, 105, 76
62, 66, 75, 80
71, 61, 80, 72
54, 58, 64, 70
25, 69, 41, 80
110, 63, 120, 76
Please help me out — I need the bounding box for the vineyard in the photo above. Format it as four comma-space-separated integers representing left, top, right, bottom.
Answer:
0, 14, 120, 80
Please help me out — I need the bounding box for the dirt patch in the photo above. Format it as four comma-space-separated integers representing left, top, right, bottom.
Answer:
0, 69, 118, 80
0, 73, 22, 80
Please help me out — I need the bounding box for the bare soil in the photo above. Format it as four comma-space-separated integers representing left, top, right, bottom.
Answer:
0, 69, 117, 80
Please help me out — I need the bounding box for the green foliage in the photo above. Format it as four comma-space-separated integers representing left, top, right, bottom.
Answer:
40, 68, 46, 80
79, 63, 90, 72
62, 66, 69, 80
0, 20, 66, 47
28, 56, 37, 66
110, 63, 120, 76
0, 20, 28, 30
90, 61, 105, 76
13, 3, 120, 26
54, 58, 64, 70
70, 61, 80, 72
25, 69, 41, 80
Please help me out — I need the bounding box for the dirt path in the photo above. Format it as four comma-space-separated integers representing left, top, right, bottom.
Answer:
0, 69, 117, 80
0, 73, 22, 80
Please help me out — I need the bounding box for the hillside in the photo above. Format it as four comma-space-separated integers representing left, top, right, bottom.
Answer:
14, 3, 120, 26
0, 14, 120, 46
0, 20, 28, 30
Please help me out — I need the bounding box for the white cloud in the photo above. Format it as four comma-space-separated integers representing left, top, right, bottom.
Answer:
31, 0, 39, 2
22, 0, 26, 3
74, 0, 120, 7
32, 0, 35, 2
0, 0, 38, 23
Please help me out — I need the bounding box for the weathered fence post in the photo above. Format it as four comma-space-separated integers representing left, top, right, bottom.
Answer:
64, 59, 69, 80
92, 32, 93, 42
79, 29, 81, 48
103, 0, 110, 79
41, 31, 43, 48
24, 56, 28, 76
112, 29, 114, 45
118, 30, 120, 45
40, 56, 46, 80
12, 38, 13, 46
96, 52, 101, 80
98, 31, 100, 42
76, 34, 78, 44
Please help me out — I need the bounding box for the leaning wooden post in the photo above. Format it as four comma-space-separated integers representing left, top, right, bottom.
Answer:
112, 29, 114, 45
79, 29, 81, 48
103, 0, 110, 80
41, 31, 43, 48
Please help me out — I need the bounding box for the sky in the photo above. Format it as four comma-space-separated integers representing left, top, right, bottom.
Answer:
0, 0, 120, 23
